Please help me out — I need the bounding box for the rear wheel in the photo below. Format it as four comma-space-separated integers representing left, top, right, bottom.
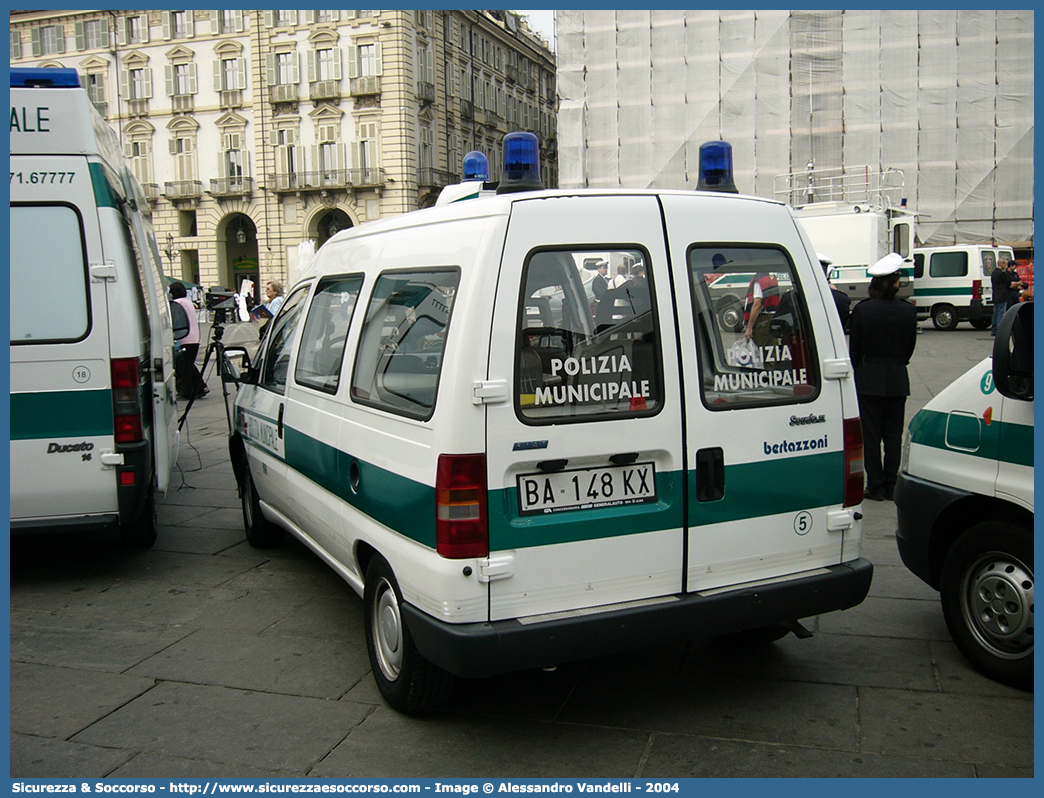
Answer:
120, 486, 157, 548
940, 522, 1033, 691
364, 556, 453, 712
932, 304, 960, 331
970, 318, 991, 330
240, 468, 283, 548
716, 296, 744, 332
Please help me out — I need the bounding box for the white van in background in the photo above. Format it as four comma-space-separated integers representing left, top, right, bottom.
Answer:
10, 67, 186, 547
912, 244, 1014, 330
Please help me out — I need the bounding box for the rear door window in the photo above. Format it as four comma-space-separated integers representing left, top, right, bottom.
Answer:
351, 269, 459, 420
688, 246, 819, 409
10, 204, 90, 344
516, 247, 663, 422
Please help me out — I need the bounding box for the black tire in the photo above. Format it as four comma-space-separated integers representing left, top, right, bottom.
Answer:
720, 623, 792, 646
970, 318, 991, 330
931, 304, 960, 331
240, 468, 283, 548
940, 522, 1033, 691
120, 486, 158, 548
364, 556, 454, 712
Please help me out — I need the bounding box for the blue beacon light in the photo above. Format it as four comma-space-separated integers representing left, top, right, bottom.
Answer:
11, 67, 81, 88
696, 140, 738, 194
496, 131, 543, 194
462, 151, 490, 182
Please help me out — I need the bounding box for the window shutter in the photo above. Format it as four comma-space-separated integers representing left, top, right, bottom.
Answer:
187, 63, 198, 94
125, 141, 135, 159
138, 15, 150, 44
75, 22, 86, 51
217, 148, 228, 178
290, 51, 300, 84
269, 129, 281, 148
94, 73, 106, 102
162, 12, 171, 40
169, 138, 178, 155
117, 18, 128, 46
304, 11, 316, 25
211, 10, 221, 35
332, 48, 342, 80
264, 11, 274, 29
142, 68, 152, 99
265, 53, 277, 86
213, 59, 222, 91
306, 51, 316, 83
373, 42, 383, 76
185, 14, 194, 38
347, 45, 358, 79
309, 144, 319, 173
233, 11, 244, 32
120, 69, 130, 100
294, 145, 306, 176
236, 58, 247, 90
329, 11, 340, 22
164, 64, 174, 97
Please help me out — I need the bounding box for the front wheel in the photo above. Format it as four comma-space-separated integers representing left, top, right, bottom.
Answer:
940, 522, 1033, 691
364, 556, 453, 712
240, 467, 283, 548
931, 304, 960, 331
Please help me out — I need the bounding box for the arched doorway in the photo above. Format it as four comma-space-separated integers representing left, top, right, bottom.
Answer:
315, 208, 353, 248
220, 213, 260, 303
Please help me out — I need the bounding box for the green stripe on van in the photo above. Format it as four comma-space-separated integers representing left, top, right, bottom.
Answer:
11, 389, 113, 440
909, 409, 1033, 467
913, 287, 975, 297
89, 162, 118, 209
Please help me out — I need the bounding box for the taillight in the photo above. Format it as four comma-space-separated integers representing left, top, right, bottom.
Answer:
843, 418, 864, 507
111, 357, 144, 444
436, 454, 489, 559
972, 280, 982, 301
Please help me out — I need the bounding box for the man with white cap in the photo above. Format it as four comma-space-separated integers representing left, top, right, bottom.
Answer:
848, 252, 918, 500
818, 253, 850, 329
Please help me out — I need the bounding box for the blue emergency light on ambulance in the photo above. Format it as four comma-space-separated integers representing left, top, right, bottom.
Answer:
462, 151, 490, 182
496, 131, 543, 194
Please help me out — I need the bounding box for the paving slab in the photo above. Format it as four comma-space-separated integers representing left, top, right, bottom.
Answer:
11, 733, 136, 779
71, 681, 374, 774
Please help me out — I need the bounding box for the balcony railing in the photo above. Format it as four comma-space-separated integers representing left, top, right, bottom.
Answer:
141, 183, 161, 202
171, 94, 194, 113
309, 80, 342, 101
270, 84, 298, 103
219, 89, 243, 109
163, 180, 204, 200
417, 81, 435, 104
91, 101, 108, 117
350, 76, 381, 97
269, 168, 386, 193
126, 98, 149, 117
418, 168, 456, 189
210, 177, 254, 197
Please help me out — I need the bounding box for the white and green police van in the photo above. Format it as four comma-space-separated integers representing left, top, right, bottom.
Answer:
10, 68, 185, 547
895, 301, 1033, 690
912, 244, 1015, 330
226, 137, 872, 711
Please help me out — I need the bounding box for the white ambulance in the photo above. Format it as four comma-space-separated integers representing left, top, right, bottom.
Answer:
10, 68, 184, 547
895, 301, 1033, 690
226, 137, 872, 711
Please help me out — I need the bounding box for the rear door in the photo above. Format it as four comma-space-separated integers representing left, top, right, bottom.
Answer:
10, 156, 117, 520
485, 195, 685, 621
661, 194, 849, 592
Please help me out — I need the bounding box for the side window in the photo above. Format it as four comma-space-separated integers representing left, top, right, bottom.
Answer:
981, 250, 996, 276
516, 248, 662, 422
351, 270, 459, 420
929, 252, 967, 278
294, 275, 363, 394
259, 285, 309, 393
913, 253, 924, 279
688, 246, 819, 409
10, 204, 90, 344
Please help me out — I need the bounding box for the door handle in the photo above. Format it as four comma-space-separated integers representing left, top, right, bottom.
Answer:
537, 459, 568, 473
696, 447, 724, 502
609, 452, 639, 466
277, 403, 285, 439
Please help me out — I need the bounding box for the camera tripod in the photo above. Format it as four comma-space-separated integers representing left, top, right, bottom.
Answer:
178, 316, 236, 435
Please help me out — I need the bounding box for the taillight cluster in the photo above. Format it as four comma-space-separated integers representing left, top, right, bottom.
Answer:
111, 357, 144, 444
972, 279, 982, 301
843, 417, 864, 507
435, 454, 489, 559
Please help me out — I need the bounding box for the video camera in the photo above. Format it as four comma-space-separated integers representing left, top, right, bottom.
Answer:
205, 288, 237, 324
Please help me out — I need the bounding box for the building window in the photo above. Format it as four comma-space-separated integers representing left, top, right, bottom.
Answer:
419, 124, 433, 171
357, 122, 379, 169
274, 10, 298, 28
417, 42, 432, 85
316, 48, 339, 81
76, 19, 109, 51
85, 72, 106, 113
126, 139, 152, 185
124, 67, 152, 101
222, 133, 246, 181
168, 62, 197, 96
32, 24, 66, 56
216, 11, 244, 34
170, 136, 197, 181
120, 15, 149, 46
164, 11, 194, 40
359, 43, 379, 77
277, 52, 297, 84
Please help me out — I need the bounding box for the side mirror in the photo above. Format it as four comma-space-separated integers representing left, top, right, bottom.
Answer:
992, 301, 1033, 401
221, 346, 254, 385
169, 301, 191, 341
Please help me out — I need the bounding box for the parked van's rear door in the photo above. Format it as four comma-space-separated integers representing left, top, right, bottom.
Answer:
486, 195, 685, 621
661, 195, 850, 592
10, 156, 116, 520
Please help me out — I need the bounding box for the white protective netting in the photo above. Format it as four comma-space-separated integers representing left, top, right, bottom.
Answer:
557, 10, 1033, 248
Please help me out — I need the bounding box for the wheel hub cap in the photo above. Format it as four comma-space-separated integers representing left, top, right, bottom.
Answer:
965, 555, 1034, 658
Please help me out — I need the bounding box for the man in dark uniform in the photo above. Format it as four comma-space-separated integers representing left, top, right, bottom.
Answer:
849, 253, 918, 500
818, 253, 851, 329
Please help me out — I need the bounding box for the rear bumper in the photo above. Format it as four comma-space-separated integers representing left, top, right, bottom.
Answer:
403, 558, 873, 678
